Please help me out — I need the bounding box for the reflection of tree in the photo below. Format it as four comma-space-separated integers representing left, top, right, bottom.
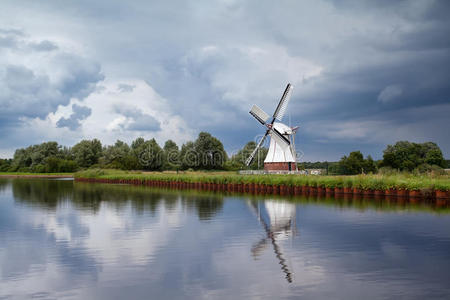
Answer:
11, 178, 225, 220
73, 183, 224, 220
196, 197, 224, 221
248, 200, 297, 283
12, 179, 73, 210
73, 183, 163, 214
0, 178, 9, 193
179, 194, 224, 221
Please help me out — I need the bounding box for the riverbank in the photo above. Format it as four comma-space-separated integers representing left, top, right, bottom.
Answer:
74, 169, 450, 200
0, 172, 73, 178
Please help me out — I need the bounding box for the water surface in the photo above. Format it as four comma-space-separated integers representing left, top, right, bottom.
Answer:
0, 178, 449, 299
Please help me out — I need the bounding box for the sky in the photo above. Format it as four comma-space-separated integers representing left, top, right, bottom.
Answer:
0, 0, 449, 161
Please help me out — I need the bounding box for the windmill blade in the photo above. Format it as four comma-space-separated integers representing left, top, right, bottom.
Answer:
273, 83, 293, 121
245, 132, 268, 166
249, 104, 270, 125
270, 127, 291, 148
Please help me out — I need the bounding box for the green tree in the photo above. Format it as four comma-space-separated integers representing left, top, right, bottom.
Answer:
163, 140, 180, 170
424, 148, 445, 166
101, 140, 131, 169
381, 141, 445, 171
194, 132, 227, 170
130, 137, 164, 170
229, 141, 268, 170
363, 155, 377, 174
0, 159, 12, 171
138, 139, 163, 170
339, 151, 364, 175
180, 141, 197, 170
30, 142, 59, 167
71, 139, 102, 168
335, 151, 377, 175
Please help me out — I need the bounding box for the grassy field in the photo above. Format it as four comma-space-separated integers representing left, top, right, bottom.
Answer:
74, 169, 450, 191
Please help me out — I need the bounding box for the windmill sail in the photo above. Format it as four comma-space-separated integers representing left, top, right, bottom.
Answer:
250, 105, 270, 125
245, 132, 269, 166
273, 83, 293, 121
271, 127, 291, 148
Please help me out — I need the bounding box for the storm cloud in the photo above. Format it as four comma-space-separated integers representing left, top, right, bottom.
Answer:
56, 104, 92, 130
0, 0, 449, 160
114, 105, 161, 132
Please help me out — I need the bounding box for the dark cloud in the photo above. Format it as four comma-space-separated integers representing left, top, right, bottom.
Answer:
115, 106, 160, 132
56, 104, 92, 130
0, 0, 449, 159
0, 29, 104, 126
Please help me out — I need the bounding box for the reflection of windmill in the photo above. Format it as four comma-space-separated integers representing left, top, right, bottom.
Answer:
247, 200, 297, 283
246, 84, 299, 171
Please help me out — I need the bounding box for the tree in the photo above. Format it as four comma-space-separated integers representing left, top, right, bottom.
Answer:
194, 132, 227, 170
424, 148, 445, 167
30, 142, 59, 167
363, 155, 377, 174
180, 141, 197, 170
71, 139, 102, 168
101, 140, 131, 169
133, 138, 163, 170
163, 140, 180, 170
229, 141, 268, 170
381, 141, 445, 171
335, 151, 377, 175
339, 151, 364, 175
0, 159, 12, 172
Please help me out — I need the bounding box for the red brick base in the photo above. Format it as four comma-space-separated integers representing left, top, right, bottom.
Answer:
264, 162, 295, 171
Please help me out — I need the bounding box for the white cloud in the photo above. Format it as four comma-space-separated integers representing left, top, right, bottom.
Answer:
50, 79, 194, 147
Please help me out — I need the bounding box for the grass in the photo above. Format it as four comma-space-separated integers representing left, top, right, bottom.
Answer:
74, 169, 450, 191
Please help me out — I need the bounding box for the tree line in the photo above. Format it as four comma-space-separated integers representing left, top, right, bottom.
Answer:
299, 141, 447, 175
0, 132, 269, 173
0, 136, 447, 174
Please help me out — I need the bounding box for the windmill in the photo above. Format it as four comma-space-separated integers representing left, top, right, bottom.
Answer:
246, 199, 297, 283
246, 83, 299, 171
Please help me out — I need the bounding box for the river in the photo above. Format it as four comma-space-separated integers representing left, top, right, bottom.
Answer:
0, 178, 449, 299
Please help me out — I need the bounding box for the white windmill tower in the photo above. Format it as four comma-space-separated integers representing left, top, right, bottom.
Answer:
246, 83, 299, 172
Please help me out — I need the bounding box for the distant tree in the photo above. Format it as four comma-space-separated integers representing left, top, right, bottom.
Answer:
44, 157, 78, 173
30, 142, 59, 167
101, 140, 132, 169
0, 159, 12, 172
229, 141, 268, 170
136, 138, 164, 170
424, 148, 445, 167
163, 140, 180, 170
194, 132, 227, 170
381, 141, 445, 171
363, 155, 377, 174
71, 139, 102, 168
299, 161, 338, 170
339, 151, 364, 175
180, 141, 197, 170
131, 137, 145, 152
335, 151, 377, 175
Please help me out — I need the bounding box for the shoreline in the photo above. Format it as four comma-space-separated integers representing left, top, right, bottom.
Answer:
75, 177, 450, 201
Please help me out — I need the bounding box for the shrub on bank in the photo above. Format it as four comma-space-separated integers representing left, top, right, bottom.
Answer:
74, 169, 449, 192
